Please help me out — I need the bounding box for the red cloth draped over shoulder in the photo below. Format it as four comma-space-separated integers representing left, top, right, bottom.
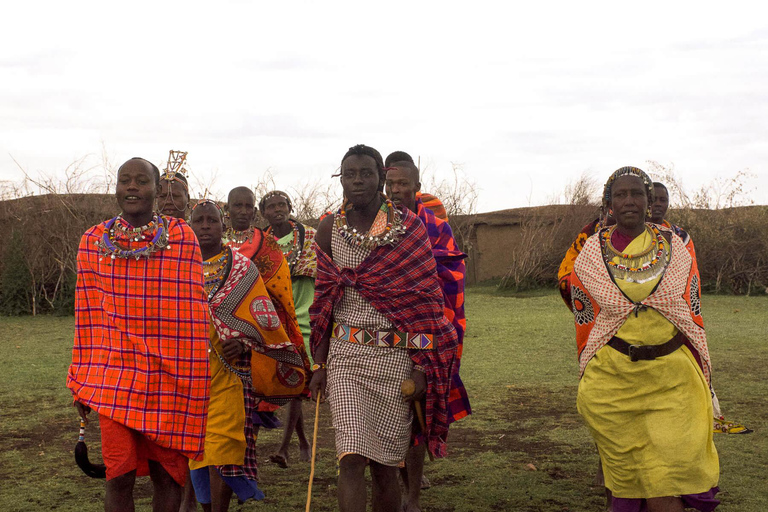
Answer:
416, 199, 471, 422
310, 207, 458, 459
67, 217, 210, 460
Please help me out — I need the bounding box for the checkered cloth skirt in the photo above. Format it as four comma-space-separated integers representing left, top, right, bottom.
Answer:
327, 337, 413, 466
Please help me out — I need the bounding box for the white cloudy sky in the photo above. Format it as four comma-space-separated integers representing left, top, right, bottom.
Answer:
1, 1, 767, 212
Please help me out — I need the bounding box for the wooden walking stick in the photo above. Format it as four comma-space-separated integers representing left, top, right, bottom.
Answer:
306, 391, 322, 512
401, 379, 434, 461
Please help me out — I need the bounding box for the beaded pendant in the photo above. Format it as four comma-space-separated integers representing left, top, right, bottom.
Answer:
335, 196, 407, 250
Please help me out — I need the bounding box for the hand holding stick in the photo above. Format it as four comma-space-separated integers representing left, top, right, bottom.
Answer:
401, 379, 434, 462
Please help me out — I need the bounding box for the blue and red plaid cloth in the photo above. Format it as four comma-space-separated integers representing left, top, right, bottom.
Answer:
310, 207, 458, 458
416, 199, 471, 423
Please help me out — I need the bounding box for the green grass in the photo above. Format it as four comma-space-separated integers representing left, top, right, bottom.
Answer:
0, 289, 766, 511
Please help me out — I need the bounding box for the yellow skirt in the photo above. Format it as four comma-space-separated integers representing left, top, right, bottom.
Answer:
577, 344, 719, 498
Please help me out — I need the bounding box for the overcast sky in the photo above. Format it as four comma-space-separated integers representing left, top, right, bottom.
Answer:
2, 1, 767, 212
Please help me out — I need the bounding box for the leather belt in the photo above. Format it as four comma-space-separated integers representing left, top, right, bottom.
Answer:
607, 332, 684, 362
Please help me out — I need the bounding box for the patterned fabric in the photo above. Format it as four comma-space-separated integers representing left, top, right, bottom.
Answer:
327, 336, 413, 465
571, 223, 711, 383
266, 223, 318, 279
226, 228, 309, 381
67, 216, 210, 460
332, 323, 434, 349
557, 217, 602, 309
417, 192, 448, 222
416, 199, 471, 422
311, 206, 457, 458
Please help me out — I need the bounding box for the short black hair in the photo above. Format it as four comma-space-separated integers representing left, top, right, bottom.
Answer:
653, 182, 668, 193
118, 157, 160, 185
228, 186, 255, 204
341, 144, 384, 174
388, 160, 420, 182
384, 151, 414, 168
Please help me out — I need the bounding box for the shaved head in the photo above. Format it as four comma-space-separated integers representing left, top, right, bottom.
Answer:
389, 160, 420, 182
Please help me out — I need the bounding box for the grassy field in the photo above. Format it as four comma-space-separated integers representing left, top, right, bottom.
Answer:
0, 288, 766, 511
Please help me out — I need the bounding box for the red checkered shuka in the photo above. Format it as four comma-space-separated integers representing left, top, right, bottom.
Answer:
310, 207, 458, 458
67, 217, 210, 460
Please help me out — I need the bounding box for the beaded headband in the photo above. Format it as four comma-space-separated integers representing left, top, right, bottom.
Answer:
191, 199, 225, 220
259, 190, 292, 212
602, 166, 655, 210
161, 150, 190, 191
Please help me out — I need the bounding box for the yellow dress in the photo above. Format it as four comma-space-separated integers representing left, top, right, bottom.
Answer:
189, 324, 247, 469
577, 229, 719, 498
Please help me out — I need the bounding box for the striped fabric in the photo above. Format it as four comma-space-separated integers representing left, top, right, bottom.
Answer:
310, 207, 457, 459
416, 200, 471, 422
67, 216, 210, 460
417, 192, 448, 222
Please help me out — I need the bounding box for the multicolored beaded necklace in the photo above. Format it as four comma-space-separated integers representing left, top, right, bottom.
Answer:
268, 221, 302, 269
335, 195, 406, 250
203, 248, 230, 300
96, 213, 170, 262
224, 227, 255, 250
601, 223, 668, 284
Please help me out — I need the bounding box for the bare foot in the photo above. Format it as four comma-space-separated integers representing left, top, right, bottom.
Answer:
269, 453, 288, 468
420, 474, 430, 490
403, 501, 422, 512
299, 443, 311, 462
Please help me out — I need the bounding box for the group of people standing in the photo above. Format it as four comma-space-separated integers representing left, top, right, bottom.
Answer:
67, 145, 470, 512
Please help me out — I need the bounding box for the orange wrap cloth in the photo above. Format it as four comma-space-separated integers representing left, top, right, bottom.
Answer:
67, 216, 210, 460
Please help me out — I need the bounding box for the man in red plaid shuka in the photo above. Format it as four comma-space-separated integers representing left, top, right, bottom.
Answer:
67, 158, 210, 512
309, 145, 456, 512
386, 155, 470, 512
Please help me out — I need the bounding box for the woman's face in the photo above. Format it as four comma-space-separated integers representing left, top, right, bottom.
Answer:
610, 175, 648, 232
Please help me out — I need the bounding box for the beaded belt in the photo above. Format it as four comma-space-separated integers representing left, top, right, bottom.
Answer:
332, 323, 434, 350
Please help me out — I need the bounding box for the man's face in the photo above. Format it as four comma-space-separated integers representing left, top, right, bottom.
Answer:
190, 203, 224, 252
610, 175, 648, 232
262, 195, 291, 227
228, 190, 255, 231
340, 155, 381, 208
650, 185, 669, 224
158, 179, 189, 219
116, 160, 159, 220
385, 166, 420, 213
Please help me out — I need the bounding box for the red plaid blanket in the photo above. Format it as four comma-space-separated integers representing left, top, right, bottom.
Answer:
67, 217, 210, 460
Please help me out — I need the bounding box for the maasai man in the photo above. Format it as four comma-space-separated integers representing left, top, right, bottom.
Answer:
67, 157, 210, 512
260, 190, 317, 468
309, 144, 457, 512
385, 157, 470, 512
572, 166, 719, 512
224, 186, 309, 429
384, 150, 449, 221
188, 199, 308, 510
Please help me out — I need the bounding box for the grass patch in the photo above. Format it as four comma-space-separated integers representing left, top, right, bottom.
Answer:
0, 290, 766, 511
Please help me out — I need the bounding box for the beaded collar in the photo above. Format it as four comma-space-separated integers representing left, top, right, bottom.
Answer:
267, 221, 302, 269
600, 223, 668, 284
335, 195, 406, 250
203, 247, 230, 300
224, 226, 255, 249
96, 213, 171, 262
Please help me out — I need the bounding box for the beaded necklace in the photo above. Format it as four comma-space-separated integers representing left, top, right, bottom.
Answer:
601, 223, 668, 283
224, 227, 255, 249
268, 221, 302, 269
335, 195, 406, 250
96, 213, 171, 261
203, 248, 230, 300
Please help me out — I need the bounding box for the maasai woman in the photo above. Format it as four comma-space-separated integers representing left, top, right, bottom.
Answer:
571, 167, 720, 512
224, 186, 309, 430
188, 200, 307, 511
260, 190, 317, 468
158, 171, 190, 220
